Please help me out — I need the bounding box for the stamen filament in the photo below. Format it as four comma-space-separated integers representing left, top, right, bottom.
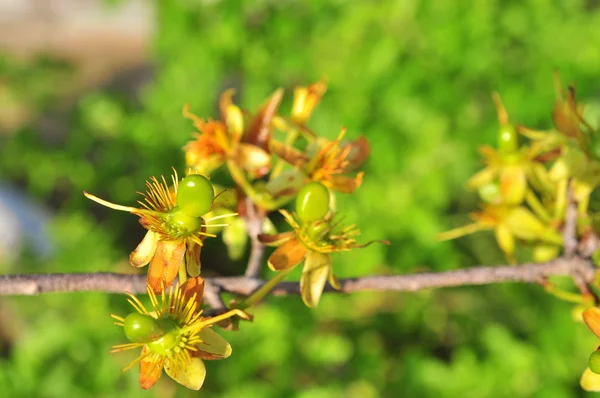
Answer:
83, 192, 136, 212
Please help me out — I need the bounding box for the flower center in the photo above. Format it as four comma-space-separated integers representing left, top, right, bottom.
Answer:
163, 207, 203, 237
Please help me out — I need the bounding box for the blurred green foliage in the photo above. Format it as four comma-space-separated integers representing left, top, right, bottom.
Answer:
1, 0, 600, 396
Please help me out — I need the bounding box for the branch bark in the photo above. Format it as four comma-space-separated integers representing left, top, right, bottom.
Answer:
0, 256, 595, 297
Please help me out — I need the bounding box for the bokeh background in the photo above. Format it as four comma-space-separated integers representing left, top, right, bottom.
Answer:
1, 1, 600, 397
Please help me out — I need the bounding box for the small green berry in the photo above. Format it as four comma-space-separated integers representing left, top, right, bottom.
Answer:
177, 174, 214, 217
165, 207, 202, 237
590, 350, 600, 374
123, 313, 165, 343
296, 181, 330, 223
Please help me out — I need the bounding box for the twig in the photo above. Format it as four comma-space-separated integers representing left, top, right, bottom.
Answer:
243, 197, 266, 278
0, 256, 595, 297
563, 183, 578, 257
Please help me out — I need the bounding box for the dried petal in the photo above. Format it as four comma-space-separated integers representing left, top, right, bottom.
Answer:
245, 88, 284, 150
164, 356, 206, 390
186, 242, 202, 277
267, 238, 307, 271
147, 240, 186, 292
258, 231, 296, 246
328, 172, 364, 194
270, 140, 309, 166
181, 276, 205, 308
300, 251, 331, 308
341, 136, 370, 171
196, 328, 233, 360
129, 231, 159, 268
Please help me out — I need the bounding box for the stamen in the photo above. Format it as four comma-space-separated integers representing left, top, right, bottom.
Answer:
205, 212, 239, 222
83, 192, 136, 213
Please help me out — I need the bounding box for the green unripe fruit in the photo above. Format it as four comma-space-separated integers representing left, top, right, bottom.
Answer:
590, 134, 600, 162
498, 124, 518, 154
589, 187, 600, 214
305, 220, 330, 241
165, 207, 202, 237
123, 313, 165, 343
147, 329, 181, 356
177, 174, 214, 217
296, 181, 331, 223
590, 350, 600, 374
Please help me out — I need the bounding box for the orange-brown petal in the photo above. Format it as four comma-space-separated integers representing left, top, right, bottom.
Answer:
267, 237, 307, 271
181, 276, 205, 308
186, 242, 202, 277
328, 172, 364, 194
270, 140, 309, 166
147, 240, 186, 293
139, 346, 164, 390
257, 231, 296, 247
341, 136, 370, 171
129, 231, 159, 268
583, 307, 600, 339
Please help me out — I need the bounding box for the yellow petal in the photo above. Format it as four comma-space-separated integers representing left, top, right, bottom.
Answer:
129, 231, 159, 267
583, 307, 600, 339
581, 367, 600, 391
164, 356, 206, 390
494, 224, 515, 262
500, 167, 526, 205
328, 269, 341, 290
147, 240, 186, 293
267, 238, 307, 271
466, 168, 497, 190
300, 251, 331, 308
139, 346, 163, 390
196, 328, 232, 360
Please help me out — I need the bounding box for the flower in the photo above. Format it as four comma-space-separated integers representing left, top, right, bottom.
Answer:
84, 171, 231, 291
258, 210, 386, 307
111, 277, 251, 390
438, 205, 562, 263
270, 129, 369, 194
184, 88, 283, 178
580, 307, 600, 391
291, 79, 327, 124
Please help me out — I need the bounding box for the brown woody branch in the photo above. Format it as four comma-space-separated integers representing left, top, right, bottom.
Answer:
0, 256, 595, 298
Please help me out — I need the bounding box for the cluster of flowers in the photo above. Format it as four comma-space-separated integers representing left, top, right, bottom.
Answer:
85, 80, 385, 390
439, 75, 600, 391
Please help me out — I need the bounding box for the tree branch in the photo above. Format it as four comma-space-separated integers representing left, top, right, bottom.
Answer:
243, 197, 266, 278
0, 256, 595, 297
